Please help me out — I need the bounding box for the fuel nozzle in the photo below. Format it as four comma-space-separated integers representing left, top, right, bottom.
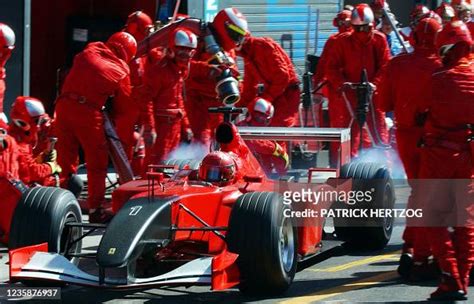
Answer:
204, 31, 240, 106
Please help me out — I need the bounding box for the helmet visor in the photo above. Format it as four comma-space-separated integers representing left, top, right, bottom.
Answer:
13, 119, 30, 131
205, 166, 224, 182
353, 24, 371, 32
203, 164, 234, 183
226, 22, 246, 43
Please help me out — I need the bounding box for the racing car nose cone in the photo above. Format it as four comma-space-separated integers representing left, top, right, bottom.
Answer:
96, 196, 175, 268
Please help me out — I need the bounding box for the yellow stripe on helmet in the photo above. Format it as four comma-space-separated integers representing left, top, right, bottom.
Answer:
228, 23, 246, 36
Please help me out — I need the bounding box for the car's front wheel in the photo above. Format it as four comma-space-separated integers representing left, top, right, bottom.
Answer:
226, 192, 298, 295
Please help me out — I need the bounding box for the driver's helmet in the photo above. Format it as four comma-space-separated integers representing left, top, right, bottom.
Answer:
198, 151, 236, 186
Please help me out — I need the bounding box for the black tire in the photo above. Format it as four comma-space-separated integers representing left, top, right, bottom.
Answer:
67, 174, 84, 198
226, 192, 297, 295
162, 159, 201, 170
9, 187, 83, 262
333, 162, 395, 250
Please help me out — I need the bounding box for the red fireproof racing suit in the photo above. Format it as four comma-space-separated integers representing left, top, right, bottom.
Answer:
313, 32, 349, 163
378, 47, 442, 261
238, 36, 301, 128
55, 42, 130, 210
111, 57, 142, 164
8, 125, 54, 186
142, 55, 191, 170
313, 32, 345, 88
326, 30, 390, 157
0, 133, 19, 244
111, 55, 155, 176
419, 57, 474, 292
0, 133, 18, 180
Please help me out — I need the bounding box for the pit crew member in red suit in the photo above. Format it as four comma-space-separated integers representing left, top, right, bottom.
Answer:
0, 119, 19, 244
378, 17, 443, 280
213, 8, 301, 129
238, 98, 289, 176
326, 4, 390, 157
419, 21, 474, 301
55, 32, 136, 223
114, 11, 154, 175
8, 97, 60, 186
141, 29, 196, 171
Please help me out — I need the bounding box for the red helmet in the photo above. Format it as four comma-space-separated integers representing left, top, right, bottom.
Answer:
414, 17, 442, 47
410, 5, 431, 27
370, 0, 386, 11
438, 20, 472, 47
0, 23, 15, 67
10, 96, 45, 132
198, 151, 236, 186
370, 0, 389, 18
438, 21, 473, 66
124, 11, 153, 42
0, 23, 15, 49
106, 32, 137, 62
351, 4, 375, 26
333, 10, 352, 32
212, 8, 249, 51
435, 3, 456, 23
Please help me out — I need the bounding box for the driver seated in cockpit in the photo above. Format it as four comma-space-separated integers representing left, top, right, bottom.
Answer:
198, 151, 236, 186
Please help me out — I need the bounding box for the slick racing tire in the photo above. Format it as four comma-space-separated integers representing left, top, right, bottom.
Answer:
333, 162, 395, 250
9, 187, 83, 262
227, 192, 298, 295
162, 159, 201, 170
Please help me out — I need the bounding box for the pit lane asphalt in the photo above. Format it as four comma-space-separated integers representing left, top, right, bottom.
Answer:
1, 186, 473, 303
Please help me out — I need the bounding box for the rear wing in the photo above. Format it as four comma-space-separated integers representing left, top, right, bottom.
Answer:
237, 127, 351, 169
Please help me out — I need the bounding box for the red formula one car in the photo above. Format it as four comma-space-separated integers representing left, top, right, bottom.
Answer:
7, 108, 395, 295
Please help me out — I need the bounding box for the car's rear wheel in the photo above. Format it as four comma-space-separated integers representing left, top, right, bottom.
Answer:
227, 192, 298, 295
333, 162, 395, 250
9, 187, 83, 262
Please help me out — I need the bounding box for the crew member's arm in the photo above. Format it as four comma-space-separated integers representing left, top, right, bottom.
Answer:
325, 39, 347, 92
18, 144, 56, 185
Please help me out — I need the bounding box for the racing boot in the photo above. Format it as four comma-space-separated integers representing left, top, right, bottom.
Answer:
453, 227, 474, 294
408, 258, 440, 282
461, 273, 470, 295
89, 207, 113, 224
429, 273, 466, 301
397, 246, 414, 279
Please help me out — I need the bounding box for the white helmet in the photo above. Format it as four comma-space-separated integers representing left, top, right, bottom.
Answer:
351, 4, 375, 26
253, 98, 274, 120
0, 23, 15, 49
172, 29, 198, 49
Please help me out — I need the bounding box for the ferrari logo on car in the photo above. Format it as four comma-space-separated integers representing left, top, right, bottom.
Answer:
108, 248, 116, 255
